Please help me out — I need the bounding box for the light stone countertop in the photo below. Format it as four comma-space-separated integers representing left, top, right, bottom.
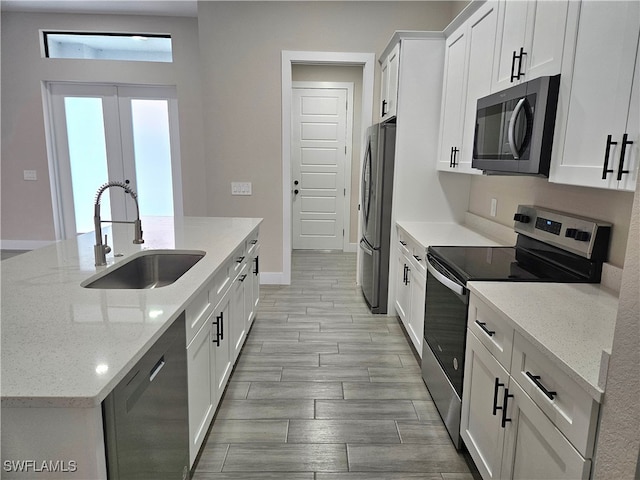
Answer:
1, 216, 261, 408
396, 221, 509, 249
468, 282, 619, 402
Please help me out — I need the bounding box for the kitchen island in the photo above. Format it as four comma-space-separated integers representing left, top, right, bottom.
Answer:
1, 216, 262, 479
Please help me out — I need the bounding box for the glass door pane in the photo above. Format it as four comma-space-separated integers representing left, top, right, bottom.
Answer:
63, 96, 112, 233
130, 99, 174, 217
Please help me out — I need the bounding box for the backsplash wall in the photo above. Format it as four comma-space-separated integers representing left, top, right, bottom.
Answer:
468, 175, 635, 267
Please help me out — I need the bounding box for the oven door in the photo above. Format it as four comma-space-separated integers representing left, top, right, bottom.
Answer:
421, 254, 469, 448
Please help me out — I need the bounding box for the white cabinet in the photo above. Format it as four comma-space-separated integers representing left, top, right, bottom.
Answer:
393, 228, 426, 355
186, 314, 215, 464
379, 42, 400, 120
550, 1, 639, 192
491, 0, 569, 92
437, 2, 498, 174
186, 227, 260, 466
461, 294, 597, 480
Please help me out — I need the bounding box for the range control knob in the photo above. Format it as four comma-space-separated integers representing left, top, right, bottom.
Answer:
575, 231, 591, 242
513, 213, 531, 223
565, 228, 578, 238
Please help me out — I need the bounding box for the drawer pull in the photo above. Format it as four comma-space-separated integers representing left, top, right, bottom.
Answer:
501, 388, 514, 428
526, 371, 557, 400
475, 320, 495, 337
413, 255, 422, 262
399, 240, 407, 246
236, 256, 245, 263
492, 378, 505, 416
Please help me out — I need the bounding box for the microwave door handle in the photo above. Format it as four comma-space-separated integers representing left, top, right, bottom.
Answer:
426, 258, 466, 296
508, 97, 527, 159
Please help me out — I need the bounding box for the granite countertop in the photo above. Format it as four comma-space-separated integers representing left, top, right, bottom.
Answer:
1, 216, 261, 408
468, 281, 619, 402
396, 220, 508, 248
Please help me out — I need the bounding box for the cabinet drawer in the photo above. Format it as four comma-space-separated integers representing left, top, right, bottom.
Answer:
210, 265, 231, 310
231, 244, 247, 277
397, 228, 426, 276
511, 332, 600, 458
186, 287, 212, 345
246, 230, 259, 256
468, 295, 514, 370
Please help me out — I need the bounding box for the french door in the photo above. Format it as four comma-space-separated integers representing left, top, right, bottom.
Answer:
46, 83, 182, 239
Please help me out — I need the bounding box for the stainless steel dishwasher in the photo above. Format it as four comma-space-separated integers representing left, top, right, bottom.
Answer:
103, 313, 189, 480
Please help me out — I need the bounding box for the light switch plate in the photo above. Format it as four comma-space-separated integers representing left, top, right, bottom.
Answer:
231, 182, 252, 195
23, 170, 37, 181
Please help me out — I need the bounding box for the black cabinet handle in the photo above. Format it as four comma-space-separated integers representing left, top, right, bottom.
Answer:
492, 378, 505, 416
525, 371, 557, 400
617, 133, 633, 181
236, 256, 245, 263
451, 147, 459, 167
413, 255, 422, 262
449, 147, 454, 168
510, 50, 518, 82
219, 311, 224, 340
294, 180, 299, 185
475, 320, 495, 337
501, 388, 514, 428
602, 134, 618, 179
294, 189, 299, 195
253, 255, 259, 275
250, 239, 258, 245
399, 241, 407, 246
239, 274, 247, 282
403, 264, 408, 285
212, 314, 221, 346
382, 99, 388, 117
511, 47, 526, 82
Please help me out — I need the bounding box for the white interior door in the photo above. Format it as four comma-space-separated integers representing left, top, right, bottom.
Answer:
292, 86, 348, 250
47, 83, 182, 239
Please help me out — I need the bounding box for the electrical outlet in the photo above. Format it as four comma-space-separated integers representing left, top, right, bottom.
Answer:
23, 170, 37, 181
490, 198, 498, 217
231, 182, 252, 195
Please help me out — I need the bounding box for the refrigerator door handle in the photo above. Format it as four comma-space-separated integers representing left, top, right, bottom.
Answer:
359, 238, 374, 256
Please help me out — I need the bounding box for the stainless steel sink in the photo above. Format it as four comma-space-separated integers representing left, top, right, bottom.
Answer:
82, 250, 206, 289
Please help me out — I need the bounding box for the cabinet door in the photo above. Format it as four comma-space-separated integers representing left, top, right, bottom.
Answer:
380, 43, 400, 120
459, 1, 498, 174
212, 293, 232, 400
187, 318, 215, 466
461, 331, 508, 480
550, 1, 640, 190
492, 0, 528, 91
523, 0, 569, 82
250, 251, 260, 328
619, 41, 639, 192
230, 265, 247, 364
501, 380, 591, 480
394, 250, 411, 324
437, 25, 467, 171
407, 269, 425, 356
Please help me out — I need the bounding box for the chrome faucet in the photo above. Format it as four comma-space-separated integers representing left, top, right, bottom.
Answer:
94, 181, 144, 266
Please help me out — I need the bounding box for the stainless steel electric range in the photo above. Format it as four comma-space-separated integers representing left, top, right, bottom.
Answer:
421, 205, 612, 448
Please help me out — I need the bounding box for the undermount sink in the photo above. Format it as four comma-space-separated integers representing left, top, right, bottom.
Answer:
82, 250, 206, 289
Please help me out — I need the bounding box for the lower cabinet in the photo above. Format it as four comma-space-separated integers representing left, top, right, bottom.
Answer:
461, 294, 596, 480
185, 229, 259, 467
393, 230, 426, 356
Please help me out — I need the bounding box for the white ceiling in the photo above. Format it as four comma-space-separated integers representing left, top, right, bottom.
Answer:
0, 0, 199, 17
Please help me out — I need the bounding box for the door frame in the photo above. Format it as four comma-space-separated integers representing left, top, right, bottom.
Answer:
43, 81, 184, 240
280, 51, 375, 285
291, 81, 354, 252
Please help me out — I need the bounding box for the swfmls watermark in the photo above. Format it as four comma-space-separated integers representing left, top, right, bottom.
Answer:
3, 460, 78, 473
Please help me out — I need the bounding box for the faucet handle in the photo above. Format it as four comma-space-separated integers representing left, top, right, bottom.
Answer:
104, 235, 112, 254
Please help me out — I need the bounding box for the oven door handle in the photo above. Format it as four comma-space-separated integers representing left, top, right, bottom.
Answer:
426, 257, 466, 296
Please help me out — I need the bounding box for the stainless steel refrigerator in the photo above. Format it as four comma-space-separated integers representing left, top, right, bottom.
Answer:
359, 121, 396, 314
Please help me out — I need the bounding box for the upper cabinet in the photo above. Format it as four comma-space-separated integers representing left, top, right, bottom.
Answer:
549, 1, 640, 191
379, 42, 400, 120
491, 0, 569, 92
437, 1, 498, 174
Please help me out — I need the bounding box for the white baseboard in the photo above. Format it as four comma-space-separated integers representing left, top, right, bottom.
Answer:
1, 239, 56, 250
259, 272, 289, 285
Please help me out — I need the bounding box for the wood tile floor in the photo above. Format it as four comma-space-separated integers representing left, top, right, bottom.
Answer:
193, 250, 475, 480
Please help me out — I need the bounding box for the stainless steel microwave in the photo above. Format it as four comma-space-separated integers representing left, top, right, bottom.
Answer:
472, 75, 560, 176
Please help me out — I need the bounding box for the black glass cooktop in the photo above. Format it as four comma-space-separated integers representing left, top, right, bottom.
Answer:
428, 241, 596, 285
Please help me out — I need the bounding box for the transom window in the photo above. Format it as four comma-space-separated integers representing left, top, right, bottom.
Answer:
42, 31, 173, 63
